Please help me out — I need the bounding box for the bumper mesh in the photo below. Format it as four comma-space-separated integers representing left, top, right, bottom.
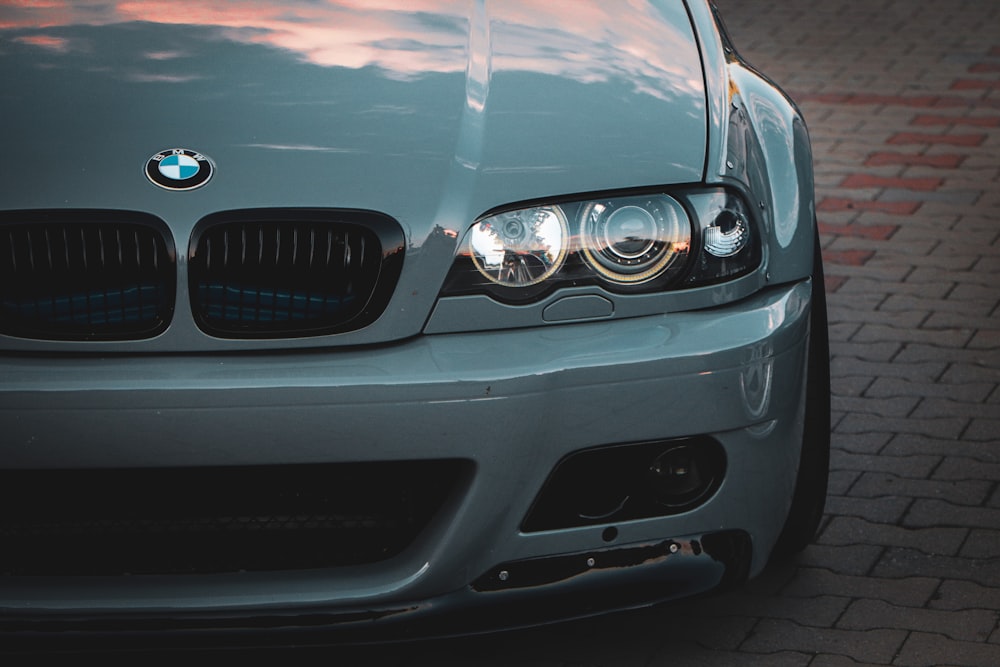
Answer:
0, 461, 467, 576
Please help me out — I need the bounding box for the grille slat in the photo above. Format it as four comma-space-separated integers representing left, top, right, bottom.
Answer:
189, 210, 404, 338
0, 212, 175, 341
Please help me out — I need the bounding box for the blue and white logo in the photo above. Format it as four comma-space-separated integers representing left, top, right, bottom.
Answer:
145, 148, 213, 190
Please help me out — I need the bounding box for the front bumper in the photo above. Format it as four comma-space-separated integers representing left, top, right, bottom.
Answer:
0, 280, 811, 643
1, 530, 750, 650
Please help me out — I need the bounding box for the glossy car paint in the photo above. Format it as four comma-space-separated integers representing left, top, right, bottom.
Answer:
0, 0, 819, 643
0, 0, 709, 352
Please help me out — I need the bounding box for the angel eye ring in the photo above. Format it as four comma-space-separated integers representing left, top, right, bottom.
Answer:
580, 196, 691, 284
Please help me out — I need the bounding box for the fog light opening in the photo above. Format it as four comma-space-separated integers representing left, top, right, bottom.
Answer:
647, 445, 719, 508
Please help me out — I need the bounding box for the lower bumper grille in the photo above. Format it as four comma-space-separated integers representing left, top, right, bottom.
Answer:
0, 461, 468, 576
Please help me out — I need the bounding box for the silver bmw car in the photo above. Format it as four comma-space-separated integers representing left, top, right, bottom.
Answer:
0, 0, 828, 647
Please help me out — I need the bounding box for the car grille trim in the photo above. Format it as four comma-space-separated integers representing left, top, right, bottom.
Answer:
0, 211, 175, 341
188, 209, 405, 338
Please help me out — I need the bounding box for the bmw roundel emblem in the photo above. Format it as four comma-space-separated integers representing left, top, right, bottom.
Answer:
145, 148, 214, 190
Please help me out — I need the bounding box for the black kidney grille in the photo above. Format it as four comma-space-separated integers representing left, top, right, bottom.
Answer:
0, 460, 468, 576
190, 211, 404, 337
0, 213, 175, 340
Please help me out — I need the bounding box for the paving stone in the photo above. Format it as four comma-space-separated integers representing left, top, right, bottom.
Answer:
923, 313, 1000, 332
953, 283, 1000, 300
906, 265, 989, 288
880, 188, 982, 206
780, 568, 939, 607
836, 413, 966, 440
739, 619, 906, 665
894, 344, 1000, 365
896, 632, 1000, 667
823, 496, 912, 524
882, 294, 996, 316
795, 544, 884, 576
968, 329, 1000, 349
964, 418, 1000, 441
912, 398, 1000, 420
852, 324, 975, 347
832, 376, 874, 398
930, 579, 1000, 611
933, 458, 1000, 481
828, 469, 862, 496
830, 340, 902, 362
808, 657, 893, 667
940, 362, 1000, 385
905, 499, 1000, 530
836, 278, 950, 299
829, 304, 930, 329
960, 530, 1000, 559
831, 432, 891, 455
831, 358, 946, 382
828, 235, 935, 257
865, 377, 994, 402
868, 254, 979, 272
889, 223, 998, 246
691, 591, 850, 628
829, 320, 863, 342
873, 548, 1000, 587
665, 614, 758, 652
838, 599, 997, 642
832, 395, 919, 418
646, 647, 811, 667
849, 471, 992, 506
882, 434, 1000, 464
819, 516, 968, 556
830, 451, 940, 478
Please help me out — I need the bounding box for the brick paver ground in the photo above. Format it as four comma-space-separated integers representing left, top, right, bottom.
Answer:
73, 1, 1000, 664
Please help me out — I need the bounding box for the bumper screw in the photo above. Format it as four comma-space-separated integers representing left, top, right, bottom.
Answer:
586, 557, 596, 568
669, 543, 679, 554
498, 570, 509, 582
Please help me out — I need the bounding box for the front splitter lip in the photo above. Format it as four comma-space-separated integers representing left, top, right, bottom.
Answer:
0, 530, 751, 652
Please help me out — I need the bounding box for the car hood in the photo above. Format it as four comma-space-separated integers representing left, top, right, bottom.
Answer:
0, 0, 708, 348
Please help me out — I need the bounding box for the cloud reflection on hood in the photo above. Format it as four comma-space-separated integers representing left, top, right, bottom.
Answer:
2, 0, 700, 98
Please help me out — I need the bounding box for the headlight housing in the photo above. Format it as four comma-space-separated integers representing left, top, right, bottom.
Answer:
440, 188, 760, 304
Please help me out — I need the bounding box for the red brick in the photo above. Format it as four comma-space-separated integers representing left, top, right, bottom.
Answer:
793, 91, 1000, 109
911, 114, 1000, 127
887, 132, 987, 147
795, 92, 942, 107
818, 198, 921, 215
950, 79, 1000, 90
932, 96, 1000, 109
794, 92, 852, 104
968, 62, 1000, 73
839, 174, 943, 191
818, 221, 899, 240
822, 249, 875, 266
864, 152, 966, 168
824, 274, 847, 293
847, 94, 938, 107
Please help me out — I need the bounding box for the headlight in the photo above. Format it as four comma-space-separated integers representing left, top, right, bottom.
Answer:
440, 188, 760, 304
580, 197, 689, 284
469, 206, 569, 287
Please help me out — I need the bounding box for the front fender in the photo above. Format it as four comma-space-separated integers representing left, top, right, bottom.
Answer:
685, 0, 816, 284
